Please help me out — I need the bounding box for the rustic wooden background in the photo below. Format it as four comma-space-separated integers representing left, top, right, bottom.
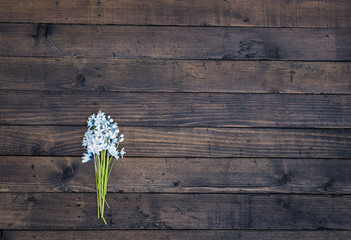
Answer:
0, 0, 351, 239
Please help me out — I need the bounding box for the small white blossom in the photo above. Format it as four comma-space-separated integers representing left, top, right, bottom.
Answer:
119, 134, 124, 143
82, 152, 93, 163
120, 148, 126, 158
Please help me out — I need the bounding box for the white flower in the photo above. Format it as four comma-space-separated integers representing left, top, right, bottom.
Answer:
82, 152, 93, 163
120, 148, 126, 158
119, 134, 124, 143
108, 145, 120, 160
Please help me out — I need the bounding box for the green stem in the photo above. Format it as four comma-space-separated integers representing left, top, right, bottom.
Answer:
104, 153, 111, 208
101, 151, 105, 221
101, 150, 106, 221
98, 153, 103, 221
94, 156, 100, 219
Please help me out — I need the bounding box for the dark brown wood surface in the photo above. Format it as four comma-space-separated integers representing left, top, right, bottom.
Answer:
1, 156, 350, 194
1, 126, 350, 158
1, 91, 351, 127
3, 230, 351, 240
1, 0, 351, 238
1, 57, 351, 94
0, 0, 350, 28
1, 193, 351, 229
0, 24, 350, 60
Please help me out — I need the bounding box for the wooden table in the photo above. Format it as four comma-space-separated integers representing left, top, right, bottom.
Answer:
0, 1, 351, 239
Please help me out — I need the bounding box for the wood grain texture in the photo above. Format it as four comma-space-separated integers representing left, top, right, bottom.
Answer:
1, 91, 351, 128
1, 57, 351, 94
0, 0, 350, 28
1, 126, 350, 158
1, 24, 350, 60
1, 156, 351, 194
1, 0, 351, 236
3, 230, 351, 240
1, 193, 351, 229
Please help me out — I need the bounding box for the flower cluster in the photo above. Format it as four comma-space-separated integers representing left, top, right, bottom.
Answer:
82, 111, 125, 163
81, 111, 125, 224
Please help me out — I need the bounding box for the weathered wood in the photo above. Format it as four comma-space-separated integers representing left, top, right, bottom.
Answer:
0, 0, 350, 236
1, 91, 351, 128
0, 24, 350, 60
1, 156, 351, 194
1, 193, 351, 229
0, 0, 350, 28
3, 230, 351, 240
1, 57, 351, 94
1, 126, 350, 158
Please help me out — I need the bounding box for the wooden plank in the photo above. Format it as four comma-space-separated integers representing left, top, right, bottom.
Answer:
1, 57, 351, 94
0, 0, 350, 28
1, 156, 351, 194
1, 126, 350, 158
3, 230, 351, 240
1, 91, 351, 128
0, 24, 350, 60
1, 193, 351, 229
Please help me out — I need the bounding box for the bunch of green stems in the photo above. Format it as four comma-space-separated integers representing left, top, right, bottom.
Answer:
94, 149, 117, 225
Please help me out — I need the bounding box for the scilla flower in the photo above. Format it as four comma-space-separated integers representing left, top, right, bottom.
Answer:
82, 111, 125, 224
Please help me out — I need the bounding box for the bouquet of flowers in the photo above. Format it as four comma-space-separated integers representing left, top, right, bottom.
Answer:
82, 111, 125, 224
